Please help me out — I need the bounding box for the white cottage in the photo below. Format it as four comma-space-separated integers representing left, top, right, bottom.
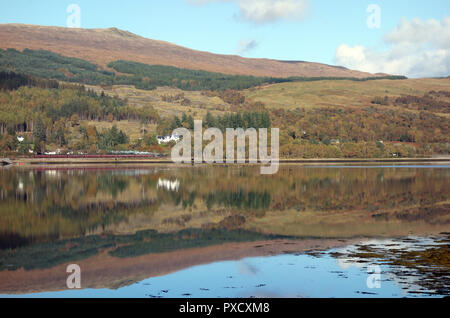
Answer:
157, 134, 181, 144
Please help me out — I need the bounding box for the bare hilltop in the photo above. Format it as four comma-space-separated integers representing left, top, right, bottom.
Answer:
0, 23, 380, 78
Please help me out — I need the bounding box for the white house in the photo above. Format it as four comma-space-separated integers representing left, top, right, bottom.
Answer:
157, 134, 181, 145
17, 136, 24, 142
330, 139, 340, 145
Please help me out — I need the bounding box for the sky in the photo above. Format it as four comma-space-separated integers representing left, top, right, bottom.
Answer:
0, 0, 449, 77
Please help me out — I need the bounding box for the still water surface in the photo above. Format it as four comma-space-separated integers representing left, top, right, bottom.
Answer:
0, 164, 449, 297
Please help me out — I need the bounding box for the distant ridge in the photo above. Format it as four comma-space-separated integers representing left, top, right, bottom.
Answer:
0, 24, 384, 78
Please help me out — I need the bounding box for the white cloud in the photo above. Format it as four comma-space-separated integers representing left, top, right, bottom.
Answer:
237, 39, 259, 55
384, 17, 450, 49
237, 0, 309, 24
186, 0, 310, 24
335, 17, 450, 78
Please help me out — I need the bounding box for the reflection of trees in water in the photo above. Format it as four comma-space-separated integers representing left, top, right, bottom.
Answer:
1, 171, 132, 205
0, 232, 31, 249
161, 166, 449, 214
156, 186, 271, 211
0, 228, 292, 271
0, 169, 161, 243
0, 200, 161, 246
0, 166, 449, 247
204, 189, 271, 210
2, 167, 449, 214
270, 169, 448, 213
156, 188, 197, 209
95, 174, 129, 198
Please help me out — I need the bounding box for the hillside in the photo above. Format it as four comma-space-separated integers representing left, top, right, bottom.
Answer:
0, 23, 380, 78
244, 77, 450, 112
0, 24, 447, 159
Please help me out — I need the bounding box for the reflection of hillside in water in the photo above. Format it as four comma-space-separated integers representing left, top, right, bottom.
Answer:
0, 165, 448, 244
0, 165, 448, 296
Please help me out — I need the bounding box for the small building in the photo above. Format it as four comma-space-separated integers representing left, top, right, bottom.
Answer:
44, 149, 62, 155
17, 136, 24, 142
330, 139, 340, 145
157, 135, 181, 144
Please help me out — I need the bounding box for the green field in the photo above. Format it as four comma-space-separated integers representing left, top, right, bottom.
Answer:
244, 78, 450, 114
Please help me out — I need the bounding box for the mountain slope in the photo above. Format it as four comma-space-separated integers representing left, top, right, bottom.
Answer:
0, 23, 379, 78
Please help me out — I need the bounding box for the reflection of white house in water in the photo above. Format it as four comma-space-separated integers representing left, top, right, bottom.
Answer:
157, 178, 180, 192
157, 134, 181, 144
45, 170, 61, 177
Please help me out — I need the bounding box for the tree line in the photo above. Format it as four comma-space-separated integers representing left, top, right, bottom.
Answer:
0, 48, 407, 92
270, 105, 450, 158
0, 75, 158, 132
156, 110, 271, 136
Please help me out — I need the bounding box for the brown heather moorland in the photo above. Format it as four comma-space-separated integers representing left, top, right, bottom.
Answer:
0, 23, 380, 78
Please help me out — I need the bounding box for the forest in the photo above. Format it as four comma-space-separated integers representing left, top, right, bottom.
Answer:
0, 71, 160, 153
0, 48, 447, 158
0, 48, 285, 90
0, 48, 407, 92
156, 110, 271, 136
0, 48, 115, 85
108, 60, 407, 90
271, 106, 450, 158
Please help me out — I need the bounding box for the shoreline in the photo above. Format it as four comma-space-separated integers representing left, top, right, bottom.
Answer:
4, 157, 450, 166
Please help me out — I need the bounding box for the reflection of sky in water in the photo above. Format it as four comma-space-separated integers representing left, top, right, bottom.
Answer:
333, 237, 448, 297
2, 247, 441, 298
